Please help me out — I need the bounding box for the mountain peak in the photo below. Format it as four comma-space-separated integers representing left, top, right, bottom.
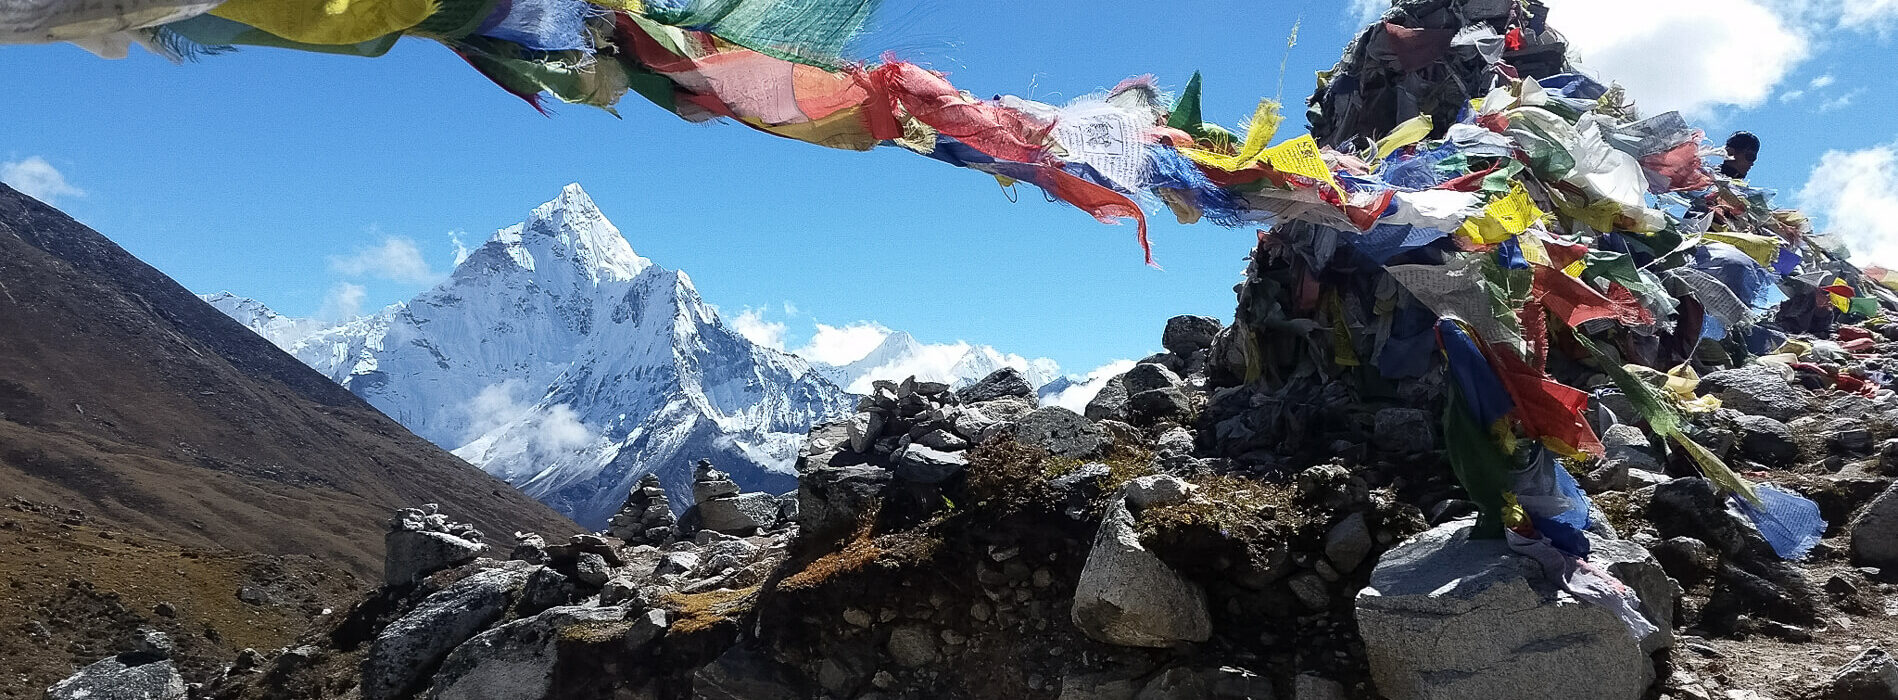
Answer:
471, 184, 651, 284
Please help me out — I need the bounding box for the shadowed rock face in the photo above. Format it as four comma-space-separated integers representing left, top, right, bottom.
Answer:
0, 183, 577, 577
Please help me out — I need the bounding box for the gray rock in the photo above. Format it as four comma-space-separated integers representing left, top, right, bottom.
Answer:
1130, 387, 1191, 421
1009, 407, 1109, 458
1162, 315, 1224, 356
886, 625, 939, 667
1732, 414, 1798, 465
132, 629, 173, 659
693, 467, 742, 503
1356, 523, 1658, 700
45, 655, 184, 700
1086, 376, 1132, 423
1123, 474, 1196, 509
1373, 408, 1435, 454
848, 412, 885, 454
1154, 427, 1196, 458
1324, 513, 1373, 573
797, 465, 892, 541
1123, 363, 1185, 395
894, 444, 969, 484
517, 565, 573, 615
572, 552, 611, 588
916, 428, 971, 452
428, 606, 660, 700
1293, 674, 1347, 700
1072, 486, 1211, 647
1288, 573, 1330, 610
362, 567, 529, 700
1698, 364, 1810, 421
1821, 647, 1898, 700
385, 529, 486, 584
962, 368, 1037, 403
1853, 482, 1898, 569
1832, 418, 1877, 454
698, 492, 783, 534
693, 644, 801, 700
1649, 537, 1717, 586
1134, 667, 1207, 700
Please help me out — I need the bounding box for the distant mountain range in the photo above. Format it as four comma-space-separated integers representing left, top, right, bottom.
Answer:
205, 185, 1102, 527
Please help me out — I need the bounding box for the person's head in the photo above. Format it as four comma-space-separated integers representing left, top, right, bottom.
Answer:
1722, 131, 1760, 178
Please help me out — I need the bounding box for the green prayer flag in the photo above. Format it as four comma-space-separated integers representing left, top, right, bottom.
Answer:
1168, 71, 1204, 134
1445, 385, 1511, 539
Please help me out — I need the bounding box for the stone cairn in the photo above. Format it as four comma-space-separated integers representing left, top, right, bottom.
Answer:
607, 473, 678, 546
384, 503, 486, 584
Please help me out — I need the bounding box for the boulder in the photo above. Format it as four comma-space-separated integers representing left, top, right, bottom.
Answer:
1086, 376, 1132, 423
1130, 387, 1192, 421
1697, 364, 1810, 421
386, 530, 486, 584
1072, 479, 1212, 648
916, 428, 971, 452
1852, 482, 1898, 569
1820, 647, 1898, 700
429, 606, 664, 700
847, 412, 885, 454
1123, 363, 1185, 395
1161, 315, 1224, 356
1356, 523, 1658, 700
1323, 512, 1373, 573
893, 444, 969, 484
1372, 408, 1434, 454
1293, 674, 1348, 700
797, 465, 892, 541
962, 367, 1037, 403
363, 567, 530, 700
694, 645, 802, 700
1008, 407, 1109, 458
44, 655, 185, 700
886, 625, 940, 667
698, 492, 783, 534
1732, 414, 1798, 465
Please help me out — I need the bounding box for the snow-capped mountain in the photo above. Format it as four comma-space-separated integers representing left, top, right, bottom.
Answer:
816, 330, 1064, 395
200, 290, 331, 349
211, 185, 853, 527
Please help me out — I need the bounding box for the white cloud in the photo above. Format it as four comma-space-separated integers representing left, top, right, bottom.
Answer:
1797, 141, 1898, 268
0, 156, 84, 205
842, 341, 979, 394
1818, 88, 1864, 112
534, 404, 593, 452
782, 301, 800, 316
730, 306, 788, 350
1546, 0, 1809, 117
1810, 74, 1837, 88
318, 282, 367, 320
328, 237, 440, 284
793, 321, 893, 366
448, 230, 472, 267
1043, 360, 1137, 414
1347, 0, 1387, 23
1779, 90, 1807, 103
462, 380, 592, 452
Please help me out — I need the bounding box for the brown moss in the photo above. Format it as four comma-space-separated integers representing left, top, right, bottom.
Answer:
660, 587, 759, 636
1590, 489, 1644, 537
778, 517, 942, 592
1137, 474, 1298, 541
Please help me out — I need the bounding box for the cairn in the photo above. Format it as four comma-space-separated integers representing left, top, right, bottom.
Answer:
606, 473, 677, 546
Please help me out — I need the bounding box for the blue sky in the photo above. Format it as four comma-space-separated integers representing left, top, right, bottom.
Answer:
5, 0, 1898, 376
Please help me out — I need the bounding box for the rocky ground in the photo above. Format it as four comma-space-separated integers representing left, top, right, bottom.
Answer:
40, 313, 1898, 700
1, 498, 363, 699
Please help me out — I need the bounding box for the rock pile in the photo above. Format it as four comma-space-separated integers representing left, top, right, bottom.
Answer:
181, 314, 1898, 700
606, 473, 678, 546
385, 504, 487, 584
45, 629, 185, 700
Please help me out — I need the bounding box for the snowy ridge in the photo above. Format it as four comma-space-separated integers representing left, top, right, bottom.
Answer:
208, 185, 853, 527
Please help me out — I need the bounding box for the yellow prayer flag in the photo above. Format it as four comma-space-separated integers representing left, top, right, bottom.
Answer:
1704, 231, 1783, 267
1832, 293, 1852, 313
1372, 115, 1432, 161
1262, 134, 1343, 195
1178, 100, 1283, 172
1458, 184, 1545, 245
213, 0, 435, 45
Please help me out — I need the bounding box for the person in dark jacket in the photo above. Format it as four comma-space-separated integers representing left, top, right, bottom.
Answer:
1720, 131, 1760, 179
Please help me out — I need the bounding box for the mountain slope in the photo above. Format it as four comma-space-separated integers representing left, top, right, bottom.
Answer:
270, 185, 853, 527
816, 329, 1065, 394
0, 183, 577, 579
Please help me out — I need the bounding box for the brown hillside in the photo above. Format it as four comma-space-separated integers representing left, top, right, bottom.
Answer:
0, 183, 578, 580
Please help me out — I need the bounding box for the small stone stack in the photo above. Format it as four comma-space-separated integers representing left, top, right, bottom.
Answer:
606, 474, 677, 546
385, 504, 487, 584
686, 460, 783, 535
